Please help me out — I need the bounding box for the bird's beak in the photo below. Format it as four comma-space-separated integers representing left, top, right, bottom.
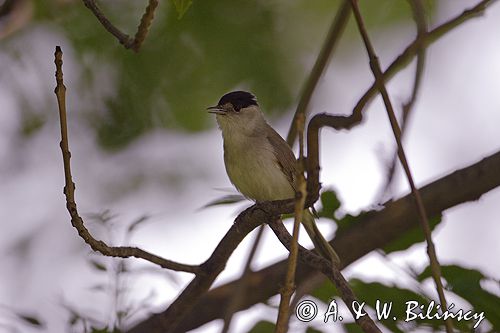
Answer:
207, 105, 226, 115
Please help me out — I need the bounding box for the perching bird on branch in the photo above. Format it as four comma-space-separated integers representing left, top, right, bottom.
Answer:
208, 91, 340, 265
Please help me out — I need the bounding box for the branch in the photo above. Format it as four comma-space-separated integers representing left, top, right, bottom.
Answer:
352, 0, 498, 118
54, 46, 200, 275
132, 149, 500, 332
269, 220, 381, 333
276, 113, 308, 332
286, 0, 351, 146
82, 0, 159, 52
125, 2, 500, 329
348, 0, 452, 332
220, 225, 265, 333
147, 205, 268, 333
53, 50, 301, 329
377, 0, 427, 201
131, 0, 159, 51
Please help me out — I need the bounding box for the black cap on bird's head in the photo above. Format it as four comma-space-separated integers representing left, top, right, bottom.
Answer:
207, 91, 258, 114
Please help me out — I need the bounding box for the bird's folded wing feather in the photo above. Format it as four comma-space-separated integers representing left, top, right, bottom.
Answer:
265, 124, 300, 192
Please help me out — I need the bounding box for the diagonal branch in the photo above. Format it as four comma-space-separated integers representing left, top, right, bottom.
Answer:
348, 1, 452, 332
149, 205, 267, 333
131, 149, 500, 332
54, 46, 200, 274
377, 0, 428, 201
269, 220, 381, 333
219, 225, 265, 333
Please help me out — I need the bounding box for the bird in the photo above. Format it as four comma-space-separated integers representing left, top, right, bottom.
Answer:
208, 90, 340, 265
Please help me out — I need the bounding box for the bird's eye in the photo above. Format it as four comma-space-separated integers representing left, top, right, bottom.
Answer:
233, 104, 241, 112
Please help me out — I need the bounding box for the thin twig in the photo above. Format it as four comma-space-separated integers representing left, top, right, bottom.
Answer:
54, 46, 200, 275
220, 225, 265, 333
286, 0, 351, 146
82, 0, 159, 52
377, 0, 428, 201
347, 1, 453, 332
275, 113, 308, 332
82, 0, 134, 48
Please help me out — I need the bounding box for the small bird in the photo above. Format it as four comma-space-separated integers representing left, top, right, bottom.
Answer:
208, 91, 340, 265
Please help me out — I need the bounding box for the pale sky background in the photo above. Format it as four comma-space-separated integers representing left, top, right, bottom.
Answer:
1, 1, 500, 332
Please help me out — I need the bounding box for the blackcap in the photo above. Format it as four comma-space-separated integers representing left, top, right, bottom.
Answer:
208, 91, 340, 264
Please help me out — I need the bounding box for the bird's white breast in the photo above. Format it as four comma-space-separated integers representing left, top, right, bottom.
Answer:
222, 130, 295, 202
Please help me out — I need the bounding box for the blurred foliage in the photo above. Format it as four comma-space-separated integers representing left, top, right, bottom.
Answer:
317, 189, 341, 220
246, 320, 275, 333
419, 265, 500, 331
171, 0, 193, 19
316, 189, 373, 233
11, 0, 433, 149
383, 214, 443, 254
311, 191, 497, 331
311, 274, 491, 332
317, 189, 445, 255
342, 322, 364, 333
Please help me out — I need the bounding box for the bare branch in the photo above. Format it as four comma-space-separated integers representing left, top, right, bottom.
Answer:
377, 0, 428, 201
353, 0, 498, 118
54, 46, 200, 275
220, 225, 264, 333
82, 0, 134, 48
131, 0, 159, 51
269, 220, 381, 333
348, 0, 452, 331
82, 0, 159, 52
131, 149, 500, 332
148, 204, 267, 333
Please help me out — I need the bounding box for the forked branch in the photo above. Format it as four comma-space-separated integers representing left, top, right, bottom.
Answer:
82, 0, 159, 51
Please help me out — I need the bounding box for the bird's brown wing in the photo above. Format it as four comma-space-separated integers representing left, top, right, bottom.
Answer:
265, 124, 300, 192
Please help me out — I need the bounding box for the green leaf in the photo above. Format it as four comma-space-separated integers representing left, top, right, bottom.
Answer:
418, 265, 500, 330
171, 0, 193, 19
317, 190, 341, 220
311, 280, 338, 304
335, 211, 371, 233
16, 313, 45, 328
311, 278, 469, 332
349, 279, 435, 333
342, 322, 364, 333
246, 320, 275, 333
383, 215, 442, 254
306, 327, 323, 333
51, 0, 298, 149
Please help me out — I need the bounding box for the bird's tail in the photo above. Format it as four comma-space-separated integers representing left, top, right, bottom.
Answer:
302, 209, 340, 265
